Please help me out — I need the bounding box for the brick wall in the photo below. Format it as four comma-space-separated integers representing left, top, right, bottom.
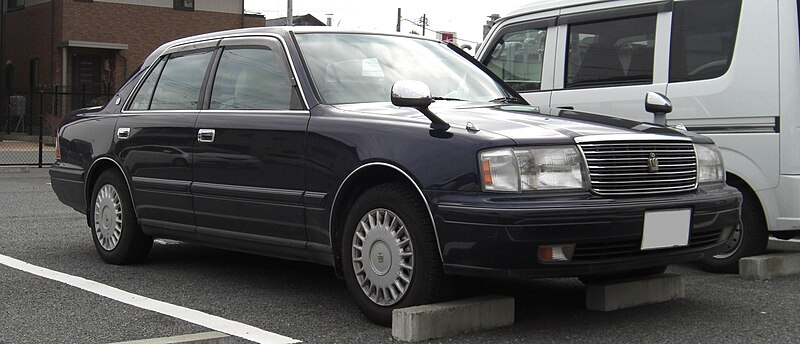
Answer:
1, 0, 265, 94
3, 2, 55, 91
61, 0, 264, 89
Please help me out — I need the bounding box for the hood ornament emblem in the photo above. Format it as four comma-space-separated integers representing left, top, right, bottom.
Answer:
648, 153, 659, 173
466, 121, 480, 133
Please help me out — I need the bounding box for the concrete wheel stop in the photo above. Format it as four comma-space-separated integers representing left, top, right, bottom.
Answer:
392, 295, 515, 342
739, 252, 800, 280
585, 273, 685, 312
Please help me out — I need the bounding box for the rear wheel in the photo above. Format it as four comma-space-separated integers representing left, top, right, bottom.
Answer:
90, 170, 152, 265
341, 183, 445, 326
699, 185, 768, 273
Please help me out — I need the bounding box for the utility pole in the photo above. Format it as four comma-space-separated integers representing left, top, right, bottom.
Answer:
421, 14, 427, 36
396, 8, 401, 32
287, 0, 293, 26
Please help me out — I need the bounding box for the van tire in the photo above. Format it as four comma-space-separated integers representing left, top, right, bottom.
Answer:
699, 187, 768, 273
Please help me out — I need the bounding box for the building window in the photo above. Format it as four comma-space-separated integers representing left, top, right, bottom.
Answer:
173, 0, 194, 11
7, 0, 24, 11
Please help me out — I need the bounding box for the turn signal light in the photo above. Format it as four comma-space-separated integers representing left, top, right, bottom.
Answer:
538, 244, 575, 262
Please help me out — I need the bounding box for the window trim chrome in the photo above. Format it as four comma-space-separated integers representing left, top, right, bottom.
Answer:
121, 33, 310, 113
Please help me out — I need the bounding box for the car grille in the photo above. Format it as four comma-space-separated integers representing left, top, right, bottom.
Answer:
571, 229, 722, 261
578, 141, 698, 195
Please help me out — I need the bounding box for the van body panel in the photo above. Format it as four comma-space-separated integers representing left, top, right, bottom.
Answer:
481, 0, 800, 233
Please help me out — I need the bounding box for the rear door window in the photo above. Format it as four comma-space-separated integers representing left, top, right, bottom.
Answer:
565, 15, 656, 88
128, 58, 166, 111
485, 27, 548, 92
149, 50, 214, 110
669, 0, 742, 82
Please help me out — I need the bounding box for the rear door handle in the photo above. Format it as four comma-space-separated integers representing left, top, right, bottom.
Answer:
117, 127, 130, 140
197, 129, 215, 143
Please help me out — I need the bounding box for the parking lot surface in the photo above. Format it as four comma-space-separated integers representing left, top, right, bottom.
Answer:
2, 168, 799, 343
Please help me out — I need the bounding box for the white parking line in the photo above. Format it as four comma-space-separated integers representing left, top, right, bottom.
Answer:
0, 254, 299, 344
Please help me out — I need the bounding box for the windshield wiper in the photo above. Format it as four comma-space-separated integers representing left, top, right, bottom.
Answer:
490, 96, 526, 104
432, 96, 467, 101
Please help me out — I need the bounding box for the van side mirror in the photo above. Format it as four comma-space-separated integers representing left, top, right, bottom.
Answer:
645, 92, 672, 126
391, 80, 449, 131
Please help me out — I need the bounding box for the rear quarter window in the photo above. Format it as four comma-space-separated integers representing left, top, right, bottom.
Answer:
669, 0, 742, 82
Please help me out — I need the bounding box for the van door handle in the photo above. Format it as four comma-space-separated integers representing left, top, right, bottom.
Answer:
197, 129, 215, 143
117, 127, 130, 140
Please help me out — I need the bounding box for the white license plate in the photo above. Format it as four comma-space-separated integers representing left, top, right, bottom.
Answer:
641, 209, 692, 250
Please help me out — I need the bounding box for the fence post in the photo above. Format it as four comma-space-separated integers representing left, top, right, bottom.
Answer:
29, 88, 34, 135
38, 91, 44, 168
54, 85, 59, 122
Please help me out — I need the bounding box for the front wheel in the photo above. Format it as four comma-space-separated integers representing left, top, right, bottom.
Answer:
90, 170, 153, 265
699, 186, 768, 273
341, 183, 445, 326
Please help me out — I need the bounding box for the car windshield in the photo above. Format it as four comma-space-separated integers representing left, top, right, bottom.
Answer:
295, 33, 509, 105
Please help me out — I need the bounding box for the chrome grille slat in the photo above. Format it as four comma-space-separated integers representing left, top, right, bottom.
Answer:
578, 140, 697, 195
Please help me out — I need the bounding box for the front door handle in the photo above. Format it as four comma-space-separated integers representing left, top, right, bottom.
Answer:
197, 129, 215, 143
117, 127, 130, 140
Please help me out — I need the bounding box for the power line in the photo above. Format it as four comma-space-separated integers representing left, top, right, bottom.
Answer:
400, 18, 481, 45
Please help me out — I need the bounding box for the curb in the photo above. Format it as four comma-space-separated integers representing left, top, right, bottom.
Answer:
0, 166, 31, 173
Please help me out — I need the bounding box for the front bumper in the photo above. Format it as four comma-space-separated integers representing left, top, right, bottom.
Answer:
429, 184, 741, 279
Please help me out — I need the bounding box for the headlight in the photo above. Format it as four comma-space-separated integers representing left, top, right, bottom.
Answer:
694, 143, 725, 183
479, 146, 587, 192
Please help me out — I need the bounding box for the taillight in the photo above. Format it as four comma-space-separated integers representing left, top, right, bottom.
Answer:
55, 134, 61, 160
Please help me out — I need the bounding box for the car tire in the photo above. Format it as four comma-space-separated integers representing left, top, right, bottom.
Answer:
341, 183, 445, 326
90, 169, 153, 265
578, 265, 667, 285
698, 187, 768, 273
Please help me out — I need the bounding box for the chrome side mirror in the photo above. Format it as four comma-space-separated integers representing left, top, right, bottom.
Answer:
645, 92, 672, 126
391, 80, 433, 108
391, 80, 449, 131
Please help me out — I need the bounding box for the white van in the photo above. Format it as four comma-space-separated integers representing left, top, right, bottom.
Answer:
477, 0, 800, 272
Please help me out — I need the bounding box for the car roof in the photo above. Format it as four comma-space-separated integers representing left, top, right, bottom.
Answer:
505, 0, 616, 17
138, 26, 442, 75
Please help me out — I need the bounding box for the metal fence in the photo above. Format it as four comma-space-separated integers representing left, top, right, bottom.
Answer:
0, 86, 113, 167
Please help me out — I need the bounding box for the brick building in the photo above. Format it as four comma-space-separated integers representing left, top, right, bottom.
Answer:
1, 0, 264, 110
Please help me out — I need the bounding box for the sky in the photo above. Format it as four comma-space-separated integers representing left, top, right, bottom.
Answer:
244, 0, 533, 48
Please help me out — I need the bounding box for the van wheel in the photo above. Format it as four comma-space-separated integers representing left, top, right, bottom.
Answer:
90, 170, 153, 265
341, 183, 445, 326
699, 187, 768, 273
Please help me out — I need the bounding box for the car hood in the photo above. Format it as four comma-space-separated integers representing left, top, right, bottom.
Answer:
332, 102, 710, 145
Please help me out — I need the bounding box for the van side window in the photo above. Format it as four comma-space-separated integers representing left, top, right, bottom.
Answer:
128, 58, 166, 111
485, 28, 547, 92
150, 50, 214, 110
565, 15, 656, 88
210, 47, 297, 110
669, 0, 742, 82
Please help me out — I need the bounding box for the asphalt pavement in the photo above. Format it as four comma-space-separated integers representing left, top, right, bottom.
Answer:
1, 168, 799, 343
